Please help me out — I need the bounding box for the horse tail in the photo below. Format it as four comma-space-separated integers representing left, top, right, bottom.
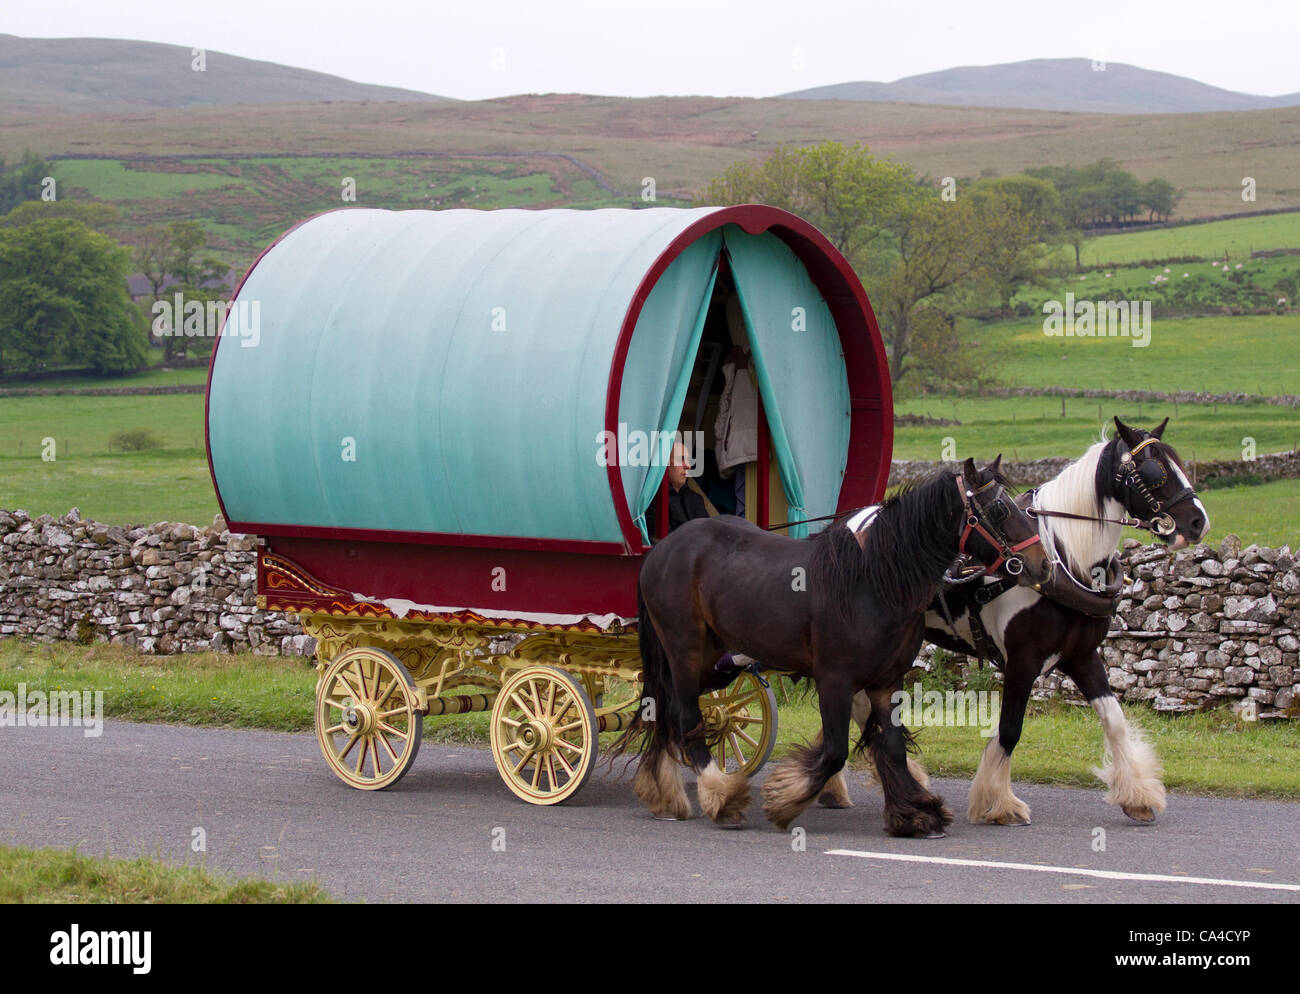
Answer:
607, 582, 683, 770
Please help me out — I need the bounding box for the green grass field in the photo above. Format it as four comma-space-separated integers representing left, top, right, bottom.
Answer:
51, 154, 631, 260
969, 313, 1300, 397
1083, 212, 1300, 266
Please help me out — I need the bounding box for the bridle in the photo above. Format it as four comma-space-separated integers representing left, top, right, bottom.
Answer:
953, 473, 1042, 580
1026, 434, 1197, 538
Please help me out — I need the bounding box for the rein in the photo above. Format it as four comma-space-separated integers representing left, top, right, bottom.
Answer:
763, 507, 866, 532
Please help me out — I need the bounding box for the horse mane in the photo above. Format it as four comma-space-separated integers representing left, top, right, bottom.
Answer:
1036, 432, 1123, 578
809, 470, 962, 625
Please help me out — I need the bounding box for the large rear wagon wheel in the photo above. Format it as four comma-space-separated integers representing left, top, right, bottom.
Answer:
700, 672, 778, 776
316, 647, 423, 790
490, 666, 597, 805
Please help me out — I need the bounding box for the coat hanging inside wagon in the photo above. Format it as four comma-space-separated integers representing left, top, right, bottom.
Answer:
206, 206, 892, 555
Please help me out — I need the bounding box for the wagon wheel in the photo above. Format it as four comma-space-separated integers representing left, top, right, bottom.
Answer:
490, 666, 598, 805
316, 647, 423, 790
699, 671, 778, 776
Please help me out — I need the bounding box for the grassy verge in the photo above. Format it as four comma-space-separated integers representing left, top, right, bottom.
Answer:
0, 845, 333, 903
3, 639, 1296, 800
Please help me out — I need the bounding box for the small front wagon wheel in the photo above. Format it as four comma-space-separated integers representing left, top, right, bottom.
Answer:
490, 666, 597, 805
316, 647, 423, 790
701, 671, 778, 776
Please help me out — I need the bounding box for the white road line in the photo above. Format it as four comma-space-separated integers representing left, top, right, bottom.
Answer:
825, 849, 1300, 892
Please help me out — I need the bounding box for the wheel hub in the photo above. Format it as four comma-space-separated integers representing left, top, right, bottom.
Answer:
703, 704, 730, 735
519, 719, 553, 753
342, 699, 376, 735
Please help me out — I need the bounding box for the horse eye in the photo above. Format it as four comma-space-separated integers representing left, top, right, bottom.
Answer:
987, 501, 1009, 524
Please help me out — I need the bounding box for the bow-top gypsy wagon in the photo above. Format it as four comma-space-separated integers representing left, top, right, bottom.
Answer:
205, 205, 894, 804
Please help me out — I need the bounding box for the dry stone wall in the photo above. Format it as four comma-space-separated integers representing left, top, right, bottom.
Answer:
1, 508, 1297, 714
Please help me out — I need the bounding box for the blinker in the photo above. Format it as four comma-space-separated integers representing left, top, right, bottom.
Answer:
1138, 459, 1167, 489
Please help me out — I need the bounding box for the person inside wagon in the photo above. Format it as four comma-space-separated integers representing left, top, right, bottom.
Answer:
648, 439, 715, 535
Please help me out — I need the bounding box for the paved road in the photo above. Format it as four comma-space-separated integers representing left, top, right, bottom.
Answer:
2, 721, 1297, 903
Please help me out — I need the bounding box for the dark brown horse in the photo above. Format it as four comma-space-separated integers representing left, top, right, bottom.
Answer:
824, 419, 1210, 825
611, 458, 1053, 837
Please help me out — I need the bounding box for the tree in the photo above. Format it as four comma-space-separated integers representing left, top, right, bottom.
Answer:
697, 141, 917, 275
2, 199, 119, 233
968, 178, 1066, 316
0, 219, 149, 376
874, 198, 990, 384
1141, 178, 1182, 222
153, 221, 228, 361
0, 151, 52, 214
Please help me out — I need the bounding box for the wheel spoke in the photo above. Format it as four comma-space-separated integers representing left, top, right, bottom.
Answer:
728, 731, 749, 764
719, 689, 762, 710
545, 754, 559, 790
530, 753, 543, 790
377, 730, 400, 764
555, 737, 585, 757
376, 720, 407, 739
337, 731, 361, 761
335, 670, 364, 704
376, 705, 410, 720
553, 749, 575, 777
509, 690, 535, 719
354, 735, 369, 776
375, 674, 399, 708
352, 660, 369, 702
512, 747, 534, 773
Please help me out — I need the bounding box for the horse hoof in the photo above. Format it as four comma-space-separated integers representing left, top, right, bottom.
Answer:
653, 814, 686, 822
818, 792, 853, 809
991, 812, 1031, 826
924, 831, 946, 839
714, 814, 747, 830
1122, 804, 1157, 823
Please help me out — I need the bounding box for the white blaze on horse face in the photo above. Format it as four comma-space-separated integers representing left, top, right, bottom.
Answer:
1169, 460, 1210, 539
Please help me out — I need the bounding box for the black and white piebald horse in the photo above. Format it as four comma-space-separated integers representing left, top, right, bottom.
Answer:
823, 418, 1210, 825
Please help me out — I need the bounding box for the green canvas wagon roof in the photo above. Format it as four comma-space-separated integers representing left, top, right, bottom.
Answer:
205, 205, 892, 554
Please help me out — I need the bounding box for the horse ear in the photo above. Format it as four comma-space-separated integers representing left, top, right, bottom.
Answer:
991, 453, 1003, 475
1151, 417, 1169, 439
961, 456, 977, 480
1113, 416, 1142, 447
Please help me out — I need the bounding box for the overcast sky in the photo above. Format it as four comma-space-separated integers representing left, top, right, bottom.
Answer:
9, 0, 1300, 101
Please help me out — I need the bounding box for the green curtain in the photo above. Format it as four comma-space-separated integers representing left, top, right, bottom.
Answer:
723, 226, 850, 539
626, 245, 721, 543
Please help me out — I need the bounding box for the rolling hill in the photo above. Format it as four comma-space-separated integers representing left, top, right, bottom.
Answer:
0, 34, 454, 111
782, 59, 1300, 114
